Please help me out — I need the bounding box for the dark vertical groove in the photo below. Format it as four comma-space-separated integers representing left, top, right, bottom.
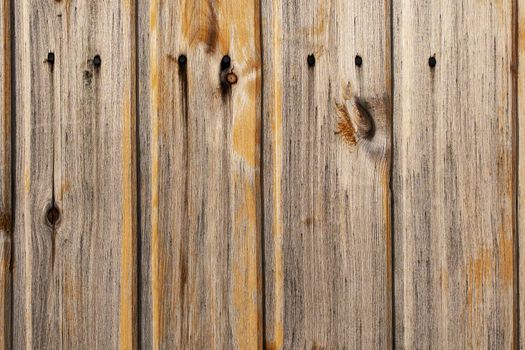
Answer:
49, 49, 57, 269
512, 0, 520, 347
134, 0, 142, 348
389, 0, 396, 348
258, 0, 267, 349
8, 0, 15, 346
178, 56, 189, 345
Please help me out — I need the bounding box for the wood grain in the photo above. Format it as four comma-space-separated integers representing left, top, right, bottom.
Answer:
138, 0, 263, 348
0, 0, 10, 348
262, 0, 392, 348
519, 0, 525, 347
393, 0, 517, 348
12, 0, 137, 348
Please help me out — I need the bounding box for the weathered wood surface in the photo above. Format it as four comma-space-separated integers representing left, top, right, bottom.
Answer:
138, 0, 263, 348
519, 1, 525, 347
0, 0, 10, 348
262, 0, 392, 348
394, 0, 517, 348
1, 0, 524, 349
12, 0, 137, 348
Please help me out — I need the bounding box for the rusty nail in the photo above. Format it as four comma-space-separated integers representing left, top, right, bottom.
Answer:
226, 72, 238, 85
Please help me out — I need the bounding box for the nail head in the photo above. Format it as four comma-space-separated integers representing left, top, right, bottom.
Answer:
355, 55, 363, 67
428, 56, 437, 68
93, 55, 102, 67
47, 52, 55, 64
226, 72, 238, 85
307, 54, 316, 67
221, 55, 231, 70
178, 54, 187, 67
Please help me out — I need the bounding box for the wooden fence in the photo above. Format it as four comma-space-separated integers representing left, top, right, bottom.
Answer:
0, 0, 524, 348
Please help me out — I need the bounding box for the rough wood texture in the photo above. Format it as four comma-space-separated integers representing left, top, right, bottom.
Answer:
12, 0, 137, 348
519, 1, 525, 347
262, 0, 392, 348
394, 1, 517, 348
0, 0, 10, 348
5, 0, 525, 348
138, 0, 263, 348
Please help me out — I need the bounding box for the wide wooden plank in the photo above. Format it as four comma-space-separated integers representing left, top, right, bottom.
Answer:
138, 0, 263, 348
12, 0, 137, 348
0, 0, 11, 348
262, 0, 392, 348
393, 0, 516, 348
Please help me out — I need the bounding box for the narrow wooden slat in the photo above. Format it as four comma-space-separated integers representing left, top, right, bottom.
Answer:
0, 0, 10, 347
12, 0, 137, 348
138, 0, 262, 348
518, 0, 525, 347
262, 0, 392, 348
393, 0, 516, 348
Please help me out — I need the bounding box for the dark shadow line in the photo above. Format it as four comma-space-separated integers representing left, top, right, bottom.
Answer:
389, 0, 396, 348
134, 0, 143, 348
9, 0, 16, 347
512, 0, 520, 347
258, 1, 267, 349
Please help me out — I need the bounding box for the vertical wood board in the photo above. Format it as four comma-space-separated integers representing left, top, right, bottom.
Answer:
393, 0, 517, 348
518, 0, 525, 347
138, 0, 263, 348
262, 0, 393, 348
12, 0, 137, 348
0, 0, 10, 348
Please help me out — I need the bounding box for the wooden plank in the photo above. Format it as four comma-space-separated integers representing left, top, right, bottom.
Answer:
138, 0, 263, 348
518, 0, 525, 347
12, 0, 137, 348
393, 0, 517, 348
0, 0, 11, 348
262, 0, 392, 348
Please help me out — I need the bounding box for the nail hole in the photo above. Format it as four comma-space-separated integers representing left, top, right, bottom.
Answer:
46, 206, 60, 226
428, 56, 437, 68
93, 55, 102, 68
178, 54, 187, 67
221, 55, 231, 70
307, 54, 316, 67
47, 52, 55, 64
355, 55, 363, 67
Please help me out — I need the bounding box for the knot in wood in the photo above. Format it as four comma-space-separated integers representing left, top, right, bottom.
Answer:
46, 205, 60, 226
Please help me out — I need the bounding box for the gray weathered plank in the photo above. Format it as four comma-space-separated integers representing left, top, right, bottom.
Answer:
0, 0, 11, 348
12, 0, 137, 348
138, 0, 263, 348
262, 0, 393, 348
393, 0, 516, 348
